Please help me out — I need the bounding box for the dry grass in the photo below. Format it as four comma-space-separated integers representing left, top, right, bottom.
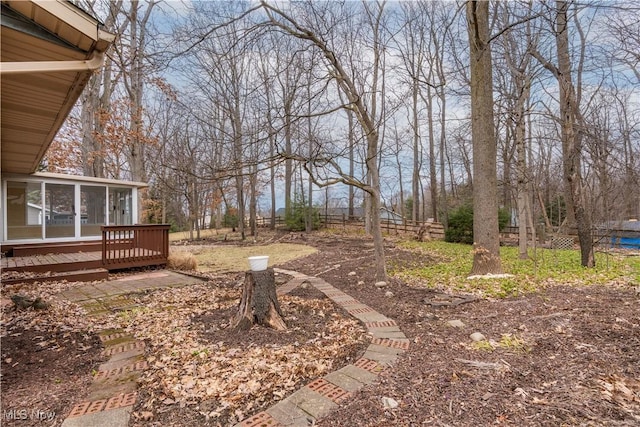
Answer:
180, 243, 318, 273
167, 250, 198, 271
169, 228, 234, 242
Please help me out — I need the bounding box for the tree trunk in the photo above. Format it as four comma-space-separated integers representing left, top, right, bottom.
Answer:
347, 108, 355, 220
427, 83, 438, 222
306, 94, 314, 233
233, 106, 246, 241
395, 129, 405, 219
368, 144, 387, 282
284, 102, 293, 217
269, 123, 277, 230
515, 80, 531, 260
555, 0, 594, 267
439, 91, 448, 227
467, 0, 503, 275
412, 77, 421, 222
233, 269, 286, 331
249, 163, 258, 238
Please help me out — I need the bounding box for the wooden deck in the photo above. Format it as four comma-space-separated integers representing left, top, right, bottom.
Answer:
1, 224, 170, 285
2, 251, 102, 272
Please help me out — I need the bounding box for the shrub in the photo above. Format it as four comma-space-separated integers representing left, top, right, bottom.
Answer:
285, 197, 320, 231
223, 208, 239, 229
498, 208, 511, 230
445, 205, 510, 244
445, 205, 474, 244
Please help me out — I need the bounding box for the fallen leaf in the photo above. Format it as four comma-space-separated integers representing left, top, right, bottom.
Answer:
514, 387, 529, 398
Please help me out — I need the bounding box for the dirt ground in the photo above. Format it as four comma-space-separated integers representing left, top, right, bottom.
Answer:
1, 231, 639, 426
1, 320, 104, 426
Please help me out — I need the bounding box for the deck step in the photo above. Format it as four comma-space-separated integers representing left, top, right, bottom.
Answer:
1, 252, 103, 273
1, 268, 109, 286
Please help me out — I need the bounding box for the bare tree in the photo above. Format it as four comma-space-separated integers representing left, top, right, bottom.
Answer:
604, 3, 640, 82
120, 1, 158, 183
78, 0, 124, 178
181, 2, 264, 240
395, 1, 427, 222
466, 0, 503, 275
531, 0, 594, 267
259, 0, 390, 281
497, 0, 538, 259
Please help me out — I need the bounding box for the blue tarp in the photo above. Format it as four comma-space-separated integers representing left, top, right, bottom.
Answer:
611, 237, 640, 250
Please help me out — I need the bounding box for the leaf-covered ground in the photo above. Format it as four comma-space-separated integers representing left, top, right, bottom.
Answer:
276, 233, 640, 426
1, 280, 107, 427
0, 269, 368, 427
2, 231, 639, 426
116, 276, 368, 425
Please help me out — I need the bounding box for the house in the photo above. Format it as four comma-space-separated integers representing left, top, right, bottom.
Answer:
1, 0, 168, 281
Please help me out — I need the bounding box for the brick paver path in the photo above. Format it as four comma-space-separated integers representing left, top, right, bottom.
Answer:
59, 270, 206, 427
57, 268, 408, 427
235, 269, 409, 427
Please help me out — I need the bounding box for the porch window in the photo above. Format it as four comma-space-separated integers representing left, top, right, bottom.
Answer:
81, 185, 106, 236
3, 176, 139, 242
6, 181, 42, 240
109, 188, 132, 225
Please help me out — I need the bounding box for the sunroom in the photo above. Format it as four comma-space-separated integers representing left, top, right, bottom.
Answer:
2, 172, 144, 243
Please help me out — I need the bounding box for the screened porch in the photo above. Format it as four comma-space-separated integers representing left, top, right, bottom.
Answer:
2, 172, 145, 244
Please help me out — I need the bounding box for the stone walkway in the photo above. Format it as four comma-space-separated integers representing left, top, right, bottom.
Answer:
56, 269, 408, 427
59, 271, 207, 427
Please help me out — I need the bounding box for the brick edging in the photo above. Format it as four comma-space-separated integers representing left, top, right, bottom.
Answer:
236, 269, 409, 427
61, 328, 145, 426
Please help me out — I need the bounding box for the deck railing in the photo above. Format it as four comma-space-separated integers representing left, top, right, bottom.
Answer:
102, 224, 170, 269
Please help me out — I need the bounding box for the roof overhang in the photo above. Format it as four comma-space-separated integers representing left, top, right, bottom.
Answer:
2, 171, 149, 189
1, 0, 115, 175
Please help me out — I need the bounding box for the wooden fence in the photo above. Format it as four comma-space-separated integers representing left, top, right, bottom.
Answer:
255, 215, 445, 240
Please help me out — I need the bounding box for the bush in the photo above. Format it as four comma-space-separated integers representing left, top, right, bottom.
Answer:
223, 208, 239, 229
445, 205, 474, 244
445, 205, 510, 244
498, 208, 511, 230
285, 197, 320, 231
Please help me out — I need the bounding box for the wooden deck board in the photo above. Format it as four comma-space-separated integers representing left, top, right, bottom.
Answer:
1, 251, 103, 271
1, 248, 166, 274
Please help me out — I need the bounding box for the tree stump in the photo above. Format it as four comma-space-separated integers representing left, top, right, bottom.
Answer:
232, 268, 287, 331
469, 244, 503, 276
416, 224, 432, 242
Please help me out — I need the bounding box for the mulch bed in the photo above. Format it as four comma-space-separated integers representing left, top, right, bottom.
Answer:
129, 282, 369, 426
1, 326, 105, 426
278, 235, 640, 426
